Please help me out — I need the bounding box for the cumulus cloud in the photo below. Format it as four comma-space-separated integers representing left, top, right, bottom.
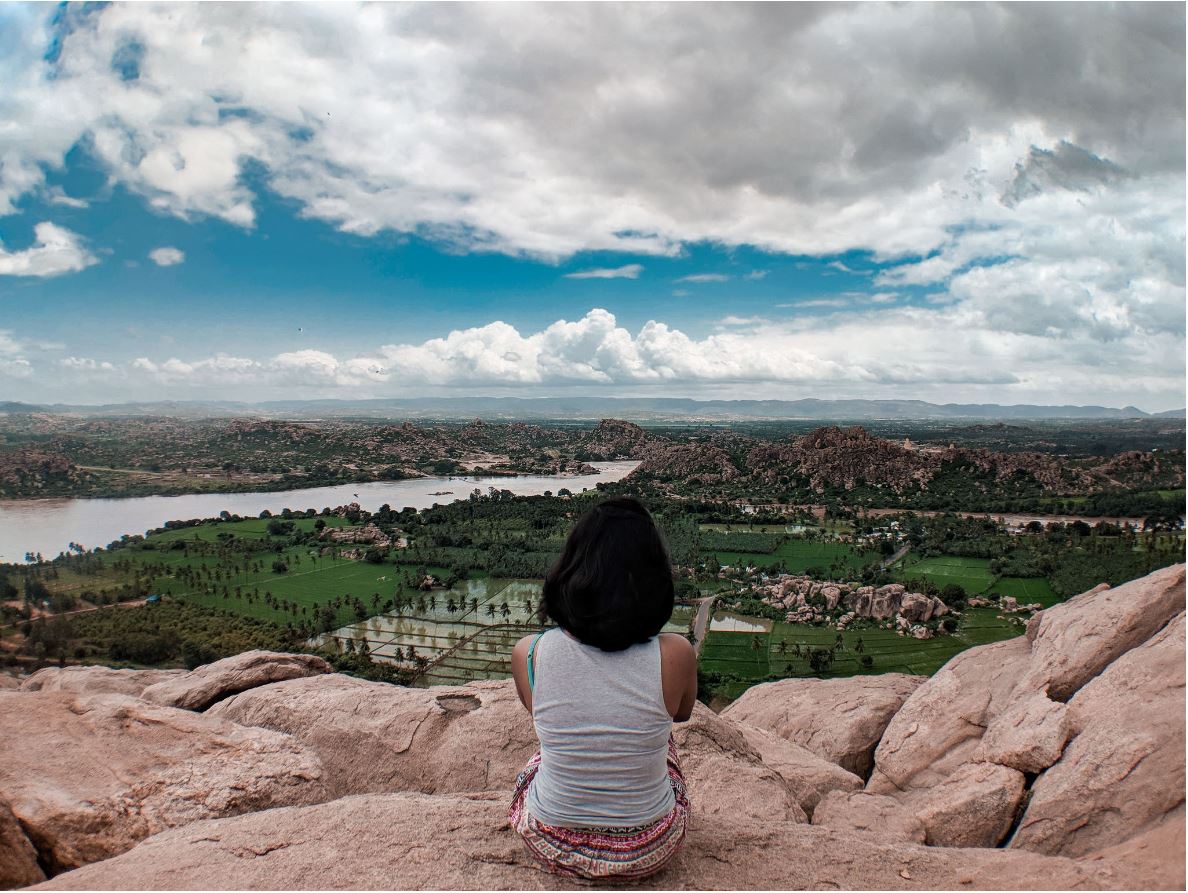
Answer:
148, 246, 185, 267
564, 263, 642, 280
0, 3, 1180, 262
0, 4, 1182, 407
0, 222, 98, 277
32, 306, 1178, 408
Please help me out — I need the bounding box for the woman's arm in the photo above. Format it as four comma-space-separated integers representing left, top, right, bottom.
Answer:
510, 634, 536, 714
658, 633, 698, 722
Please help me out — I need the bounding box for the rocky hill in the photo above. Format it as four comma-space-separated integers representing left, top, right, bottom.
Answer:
631, 424, 1185, 499
0, 566, 1183, 890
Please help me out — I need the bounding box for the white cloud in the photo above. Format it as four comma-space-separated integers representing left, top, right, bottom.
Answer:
44, 186, 89, 209
0, 222, 98, 278
59, 357, 116, 373
563, 263, 642, 280
148, 246, 185, 267
4, 3, 1178, 265
28, 305, 1175, 409
677, 273, 730, 283
745, 270, 769, 280
0, 4, 1181, 406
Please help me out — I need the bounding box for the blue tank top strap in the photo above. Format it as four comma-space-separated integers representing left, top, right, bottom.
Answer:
527, 630, 547, 690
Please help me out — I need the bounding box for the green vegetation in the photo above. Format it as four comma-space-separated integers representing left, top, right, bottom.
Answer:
3, 468, 1182, 703
894, 556, 996, 595
699, 606, 1026, 699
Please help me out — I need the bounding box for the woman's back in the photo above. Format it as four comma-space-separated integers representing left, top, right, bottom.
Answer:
525, 627, 676, 828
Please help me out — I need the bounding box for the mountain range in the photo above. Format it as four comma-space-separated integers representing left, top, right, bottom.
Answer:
2, 397, 1183, 421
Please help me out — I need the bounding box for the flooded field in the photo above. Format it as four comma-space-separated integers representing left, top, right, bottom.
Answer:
317, 579, 696, 686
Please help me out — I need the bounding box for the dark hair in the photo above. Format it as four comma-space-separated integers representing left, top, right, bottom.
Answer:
542, 495, 675, 651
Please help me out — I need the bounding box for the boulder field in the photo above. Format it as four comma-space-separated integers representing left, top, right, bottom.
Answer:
0, 564, 1183, 890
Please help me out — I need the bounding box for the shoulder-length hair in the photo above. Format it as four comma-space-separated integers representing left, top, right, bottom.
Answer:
542, 495, 675, 651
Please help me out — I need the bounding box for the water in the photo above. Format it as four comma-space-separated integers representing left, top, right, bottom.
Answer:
708, 611, 773, 633
0, 461, 639, 562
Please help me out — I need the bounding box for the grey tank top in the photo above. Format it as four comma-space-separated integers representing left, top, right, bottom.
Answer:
525, 628, 675, 828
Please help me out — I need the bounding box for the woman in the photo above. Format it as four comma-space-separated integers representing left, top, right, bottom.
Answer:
508, 495, 698, 881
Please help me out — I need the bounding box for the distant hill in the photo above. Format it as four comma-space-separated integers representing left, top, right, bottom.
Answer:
8, 396, 1179, 421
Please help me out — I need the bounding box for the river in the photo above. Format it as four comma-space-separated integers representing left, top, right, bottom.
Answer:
0, 461, 640, 562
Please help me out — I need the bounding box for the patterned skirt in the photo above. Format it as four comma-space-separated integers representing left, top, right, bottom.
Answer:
508, 737, 690, 881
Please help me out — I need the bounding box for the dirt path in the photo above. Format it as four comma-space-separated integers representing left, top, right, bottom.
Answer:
692, 595, 718, 656
0, 597, 146, 633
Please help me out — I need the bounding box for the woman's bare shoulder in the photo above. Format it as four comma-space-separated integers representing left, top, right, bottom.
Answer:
657, 632, 695, 663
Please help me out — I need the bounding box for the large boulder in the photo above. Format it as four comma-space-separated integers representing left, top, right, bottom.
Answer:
1010, 612, 1186, 857
909, 761, 1027, 848
0, 796, 44, 888
20, 666, 185, 697
140, 650, 332, 711
721, 674, 924, 777
673, 703, 807, 823
1017, 565, 1185, 702
734, 722, 863, 817
30, 791, 1128, 891
975, 690, 1070, 773
0, 690, 328, 875
213, 676, 809, 825
868, 637, 1032, 793
811, 790, 926, 844
209, 675, 538, 797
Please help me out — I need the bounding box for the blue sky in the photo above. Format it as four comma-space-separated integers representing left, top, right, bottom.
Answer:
0, 3, 1183, 409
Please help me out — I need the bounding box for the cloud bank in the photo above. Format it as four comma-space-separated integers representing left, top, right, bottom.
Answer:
14, 307, 1176, 410
0, 3, 1182, 407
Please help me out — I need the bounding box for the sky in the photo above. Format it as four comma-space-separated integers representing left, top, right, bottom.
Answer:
0, 2, 1184, 411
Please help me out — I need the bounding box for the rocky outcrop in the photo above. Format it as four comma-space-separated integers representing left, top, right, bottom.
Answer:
722, 674, 924, 777
20, 666, 185, 697
0, 675, 21, 691
1010, 612, 1186, 857
29, 792, 1137, 891
0, 798, 44, 888
867, 565, 1185, 861
629, 443, 742, 484
758, 575, 949, 632
1016, 565, 1185, 701
671, 704, 807, 823
0, 690, 328, 874
975, 690, 1069, 773
141, 650, 332, 711
574, 418, 659, 460
910, 762, 1027, 848
868, 637, 1032, 793
734, 722, 863, 816
209, 675, 537, 796
5, 566, 1186, 890
812, 790, 926, 844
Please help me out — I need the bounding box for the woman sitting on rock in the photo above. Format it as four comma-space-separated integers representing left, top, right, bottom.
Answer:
508, 495, 698, 881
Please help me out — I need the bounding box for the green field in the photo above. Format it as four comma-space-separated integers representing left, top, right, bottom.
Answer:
988, 576, 1060, 607
700, 606, 1025, 698
148, 516, 350, 543
893, 555, 996, 594
711, 539, 879, 574
322, 586, 696, 685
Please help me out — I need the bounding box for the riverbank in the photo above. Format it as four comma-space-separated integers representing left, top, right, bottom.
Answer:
0, 461, 640, 562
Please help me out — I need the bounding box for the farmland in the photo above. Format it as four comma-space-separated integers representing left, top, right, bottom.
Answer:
4, 475, 1182, 701
699, 605, 1027, 699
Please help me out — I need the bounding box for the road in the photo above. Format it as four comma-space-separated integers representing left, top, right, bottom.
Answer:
880, 543, 912, 570
691, 595, 718, 656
